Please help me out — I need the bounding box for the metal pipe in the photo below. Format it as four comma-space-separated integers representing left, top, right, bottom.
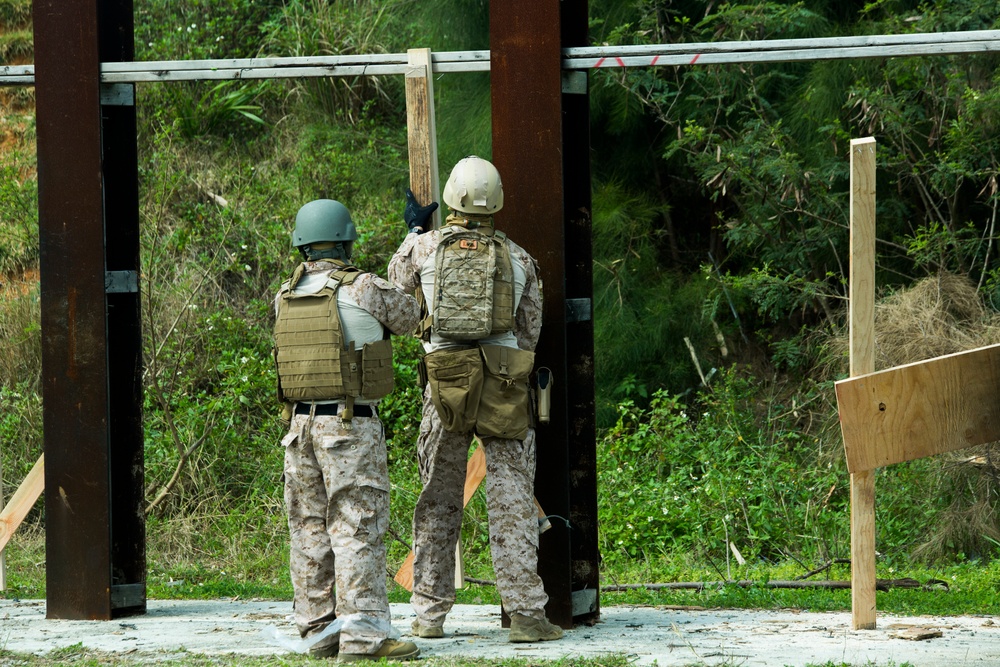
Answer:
2, 30, 999, 85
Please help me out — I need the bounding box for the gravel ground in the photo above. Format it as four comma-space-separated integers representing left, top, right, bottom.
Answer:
2, 598, 999, 665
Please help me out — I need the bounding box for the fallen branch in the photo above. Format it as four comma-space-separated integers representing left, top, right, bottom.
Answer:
600, 578, 949, 592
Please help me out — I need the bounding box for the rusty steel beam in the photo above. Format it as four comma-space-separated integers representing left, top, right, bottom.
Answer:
34, 0, 145, 619
491, 0, 599, 628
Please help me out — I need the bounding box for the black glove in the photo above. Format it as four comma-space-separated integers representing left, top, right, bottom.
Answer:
404, 188, 439, 234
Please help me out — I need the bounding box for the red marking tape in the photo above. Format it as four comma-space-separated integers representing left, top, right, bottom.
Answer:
690, 54, 702, 64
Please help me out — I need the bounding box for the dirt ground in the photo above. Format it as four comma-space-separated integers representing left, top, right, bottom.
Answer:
2, 599, 999, 665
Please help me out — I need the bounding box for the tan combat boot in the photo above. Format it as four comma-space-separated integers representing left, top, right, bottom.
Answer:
338, 639, 420, 662
411, 619, 445, 638
508, 613, 564, 643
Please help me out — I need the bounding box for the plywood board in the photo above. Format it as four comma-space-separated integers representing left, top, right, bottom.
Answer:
836, 342, 1000, 473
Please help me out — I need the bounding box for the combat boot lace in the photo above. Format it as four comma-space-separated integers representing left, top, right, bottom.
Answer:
339, 639, 420, 662
508, 613, 564, 643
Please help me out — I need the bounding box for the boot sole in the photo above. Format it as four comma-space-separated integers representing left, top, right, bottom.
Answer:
509, 633, 563, 643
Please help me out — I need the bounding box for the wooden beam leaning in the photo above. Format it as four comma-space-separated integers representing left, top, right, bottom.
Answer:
0, 455, 44, 554
847, 137, 877, 630
837, 343, 1000, 472
404, 48, 441, 229
394, 444, 487, 592
1, 447, 5, 589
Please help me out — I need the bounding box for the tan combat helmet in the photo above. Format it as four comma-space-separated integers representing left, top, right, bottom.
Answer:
442, 156, 504, 215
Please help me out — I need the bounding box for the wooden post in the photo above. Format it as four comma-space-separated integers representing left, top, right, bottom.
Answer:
849, 137, 877, 630
405, 48, 441, 229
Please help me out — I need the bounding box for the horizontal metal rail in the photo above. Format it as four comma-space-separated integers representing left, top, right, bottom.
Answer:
2, 30, 999, 86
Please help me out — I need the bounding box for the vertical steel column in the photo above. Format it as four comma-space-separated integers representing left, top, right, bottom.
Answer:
491, 1, 599, 628
100, 0, 146, 618
34, 0, 145, 619
561, 1, 600, 625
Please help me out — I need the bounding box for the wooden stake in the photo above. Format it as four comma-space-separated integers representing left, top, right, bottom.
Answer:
0, 454, 45, 554
848, 137, 877, 630
405, 48, 441, 229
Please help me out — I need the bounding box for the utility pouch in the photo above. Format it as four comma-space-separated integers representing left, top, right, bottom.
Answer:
416, 355, 428, 388
424, 347, 483, 433
476, 345, 534, 441
360, 339, 394, 399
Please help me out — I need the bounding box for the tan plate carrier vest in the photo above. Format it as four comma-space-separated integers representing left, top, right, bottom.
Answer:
274, 264, 394, 410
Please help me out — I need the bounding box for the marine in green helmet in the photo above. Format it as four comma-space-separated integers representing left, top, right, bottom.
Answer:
273, 198, 420, 661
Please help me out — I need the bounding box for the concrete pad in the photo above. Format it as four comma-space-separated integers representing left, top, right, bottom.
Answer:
1, 598, 998, 665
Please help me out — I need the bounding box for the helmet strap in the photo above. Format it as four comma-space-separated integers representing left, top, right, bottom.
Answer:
445, 212, 494, 231
300, 242, 351, 262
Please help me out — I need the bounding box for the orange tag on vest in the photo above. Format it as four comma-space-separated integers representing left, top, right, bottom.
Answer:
459, 239, 479, 250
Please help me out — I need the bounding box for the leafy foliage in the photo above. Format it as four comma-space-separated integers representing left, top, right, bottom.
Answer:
598, 370, 957, 570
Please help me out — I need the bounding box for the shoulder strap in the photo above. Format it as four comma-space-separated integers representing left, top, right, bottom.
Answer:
328, 266, 362, 289
287, 263, 307, 290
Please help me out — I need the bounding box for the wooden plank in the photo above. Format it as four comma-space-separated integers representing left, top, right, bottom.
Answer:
1, 449, 5, 590
404, 48, 441, 230
568, 41, 1000, 69
849, 137, 876, 379
6, 32, 1000, 86
851, 469, 876, 629
0, 455, 44, 553
848, 136, 877, 631
837, 343, 1000, 472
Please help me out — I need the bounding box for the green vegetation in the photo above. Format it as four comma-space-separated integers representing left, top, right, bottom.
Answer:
3, 7, 1000, 663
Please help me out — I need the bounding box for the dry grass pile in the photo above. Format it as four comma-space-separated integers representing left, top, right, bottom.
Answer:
873, 272, 1000, 369
834, 272, 1000, 561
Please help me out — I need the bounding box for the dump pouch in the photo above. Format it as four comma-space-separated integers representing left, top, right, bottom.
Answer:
360, 338, 394, 399
476, 345, 534, 441
424, 347, 483, 433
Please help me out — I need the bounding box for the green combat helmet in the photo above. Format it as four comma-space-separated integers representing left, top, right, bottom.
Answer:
292, 199, 358, 261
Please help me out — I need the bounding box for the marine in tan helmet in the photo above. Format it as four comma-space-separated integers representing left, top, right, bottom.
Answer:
388, 157, 561, 644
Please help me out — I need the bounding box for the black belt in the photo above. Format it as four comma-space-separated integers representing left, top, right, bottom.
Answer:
294, 403, 374, 418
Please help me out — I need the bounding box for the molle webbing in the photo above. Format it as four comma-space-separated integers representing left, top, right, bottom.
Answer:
490, 238, 515, 334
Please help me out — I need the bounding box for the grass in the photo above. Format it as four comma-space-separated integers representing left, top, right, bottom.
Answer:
5, 519, 1000, 619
